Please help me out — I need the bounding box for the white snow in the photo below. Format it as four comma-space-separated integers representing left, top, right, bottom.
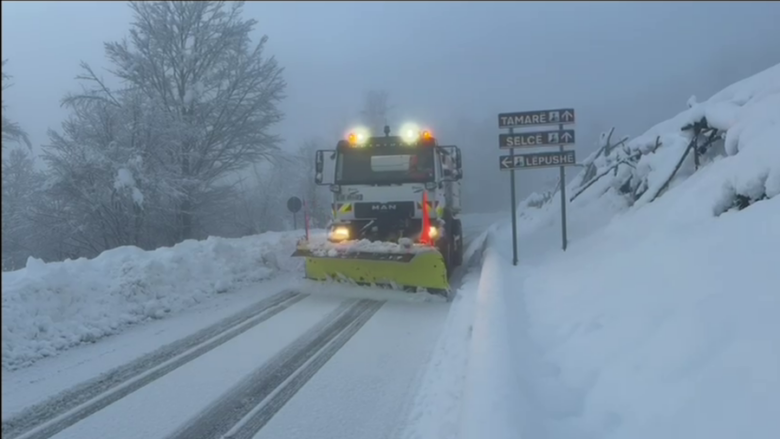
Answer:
1, 230, 319, 371
252, 299, 450, 439
113, 167, 145, 206
575, 62, 780, 212
113, 168, 136, 190
1, 275, 305, 419
35, 297, 346, 439
398, 221, 502, 439
440, 63, 780, 439
473, 195, 780, 439
302, 237, 439, 256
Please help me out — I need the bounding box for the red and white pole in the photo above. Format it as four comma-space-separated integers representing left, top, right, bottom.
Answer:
303, 198, 310, 241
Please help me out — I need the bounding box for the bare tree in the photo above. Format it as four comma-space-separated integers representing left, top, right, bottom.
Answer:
1, 148, 42, 269
42, 91, 153, 256
1, 60, 32, 150
360, 89, 392, 134
66, 0, 287, 241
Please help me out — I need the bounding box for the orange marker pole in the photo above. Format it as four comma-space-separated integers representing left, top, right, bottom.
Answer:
421, 191, 431, 245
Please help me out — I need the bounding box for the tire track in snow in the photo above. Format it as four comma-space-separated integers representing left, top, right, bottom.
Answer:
166, 298, 385, 439
226, 299, 382, 439
445, 228, 489, 297
4, 289, 307, 439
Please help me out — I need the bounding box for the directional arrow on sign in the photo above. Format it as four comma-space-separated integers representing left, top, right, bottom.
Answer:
561, 110, 574, 123
499, 154, 525, 170
561, 131, 574, 143
501, 156, 513, 168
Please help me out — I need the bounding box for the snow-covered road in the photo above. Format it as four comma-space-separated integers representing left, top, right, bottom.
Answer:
2, 286, 447, 439
2, 213, 503, 439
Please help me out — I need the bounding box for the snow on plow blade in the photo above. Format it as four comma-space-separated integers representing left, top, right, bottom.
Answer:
292, 243, 449, 293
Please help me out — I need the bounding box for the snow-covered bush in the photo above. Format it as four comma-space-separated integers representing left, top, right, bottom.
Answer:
567, 63, 779, 214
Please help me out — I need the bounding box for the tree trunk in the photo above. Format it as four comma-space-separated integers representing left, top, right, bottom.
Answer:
180, 199, 193, 241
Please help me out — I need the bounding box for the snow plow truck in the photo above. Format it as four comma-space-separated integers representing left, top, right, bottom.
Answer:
292, 124, 464, 301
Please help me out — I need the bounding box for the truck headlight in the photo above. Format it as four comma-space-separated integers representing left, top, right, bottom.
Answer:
428, 226, 439, 240
330, 226, 350, 241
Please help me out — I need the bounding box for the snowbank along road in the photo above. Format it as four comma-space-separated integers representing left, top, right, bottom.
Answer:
2, 214, 499, 439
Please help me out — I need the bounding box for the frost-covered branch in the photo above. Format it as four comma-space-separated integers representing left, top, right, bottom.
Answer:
570, 129, 650, 202
1, 60, 32, 150
95, 0, 286, 240
649, 118, 722, 202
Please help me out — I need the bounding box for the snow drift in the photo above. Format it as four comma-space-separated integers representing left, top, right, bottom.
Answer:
1, 230, 320, 371
458, 63, 780, 439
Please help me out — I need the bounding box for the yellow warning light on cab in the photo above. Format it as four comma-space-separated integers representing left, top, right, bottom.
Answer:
346, 127, 370, 146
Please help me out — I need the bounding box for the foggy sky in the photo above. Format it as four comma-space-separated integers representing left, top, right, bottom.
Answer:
3, 1, 779, 212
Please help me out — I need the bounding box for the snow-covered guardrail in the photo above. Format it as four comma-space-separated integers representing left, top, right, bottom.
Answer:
458, 230, 523, 439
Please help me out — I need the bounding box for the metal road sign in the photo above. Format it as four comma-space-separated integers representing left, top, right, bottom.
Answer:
287, 196, 302, 213
498, 108, 575, 129
499, 130, 576, 148
499, 150, 577, 171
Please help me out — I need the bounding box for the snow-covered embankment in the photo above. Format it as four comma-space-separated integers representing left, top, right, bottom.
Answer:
1, 230, 321, 371
461, 63, 780, 439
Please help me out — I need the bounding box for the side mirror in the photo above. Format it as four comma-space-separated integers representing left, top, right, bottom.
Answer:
315, 150, 324, 185
444, 169, 462, 180
439, 146, 463, 181
455, 148, 463, 180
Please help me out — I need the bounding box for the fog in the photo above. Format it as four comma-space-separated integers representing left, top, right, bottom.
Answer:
2, 1, 779, 267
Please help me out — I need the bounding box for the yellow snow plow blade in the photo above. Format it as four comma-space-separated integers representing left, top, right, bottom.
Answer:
292, 244, 449, 293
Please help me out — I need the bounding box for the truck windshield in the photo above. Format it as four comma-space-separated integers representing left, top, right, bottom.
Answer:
335, 148, 435, 185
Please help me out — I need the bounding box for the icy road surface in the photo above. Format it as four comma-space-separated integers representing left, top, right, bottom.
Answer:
2, 213, 502, 439
3, 292, 448, 439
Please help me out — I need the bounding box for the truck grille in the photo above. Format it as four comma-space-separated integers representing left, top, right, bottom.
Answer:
353, 201, 415, 219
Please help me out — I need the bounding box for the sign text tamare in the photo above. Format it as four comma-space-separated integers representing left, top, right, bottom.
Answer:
497, 108, 575, 129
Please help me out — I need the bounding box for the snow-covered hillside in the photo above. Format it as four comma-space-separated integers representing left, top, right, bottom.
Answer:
572, 62, 779, 213
1, 230, 318, 371
446, 63, 780, 439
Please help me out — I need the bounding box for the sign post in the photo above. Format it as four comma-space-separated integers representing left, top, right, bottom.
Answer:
509, 128, 518, 266
558, 122, 568, 251
286, 196, 302, 230
498, 108, 577, 259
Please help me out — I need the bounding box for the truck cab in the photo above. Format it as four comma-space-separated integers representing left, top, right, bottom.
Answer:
314, 125, 465, 270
